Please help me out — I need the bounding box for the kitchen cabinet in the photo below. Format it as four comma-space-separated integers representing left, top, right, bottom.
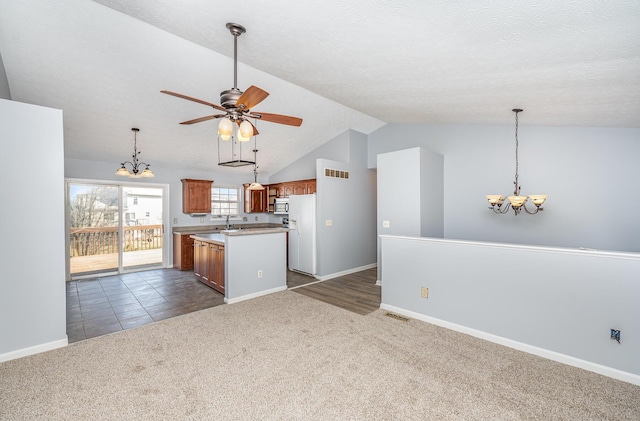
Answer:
272, 179, 316, 199
243, 183, 268, 213
173, 233, 194, 270
267, 186, 278, 213
194, 239, 225, 294
209, 243, 225, 293
193, 240, 206, 279
182, 179, 213, 214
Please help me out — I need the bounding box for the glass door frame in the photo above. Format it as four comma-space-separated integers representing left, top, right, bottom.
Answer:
65, 178, 170, 280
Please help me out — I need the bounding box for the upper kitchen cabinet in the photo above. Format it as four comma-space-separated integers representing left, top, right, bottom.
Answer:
273, 179, 316, 198
243, 184, 268, 213
182, 179, 213, 214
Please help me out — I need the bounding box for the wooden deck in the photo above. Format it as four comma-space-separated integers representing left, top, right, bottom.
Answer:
70, 249, 163, 274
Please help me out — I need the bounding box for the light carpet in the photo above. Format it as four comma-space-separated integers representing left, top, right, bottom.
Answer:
1, 291, 639, 420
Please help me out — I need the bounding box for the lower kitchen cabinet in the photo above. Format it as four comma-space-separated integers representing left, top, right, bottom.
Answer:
193, 239, 225, 294
173, 234, 195, 270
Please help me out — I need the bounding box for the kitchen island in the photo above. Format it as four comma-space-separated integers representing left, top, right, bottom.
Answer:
190, 228, 288, 304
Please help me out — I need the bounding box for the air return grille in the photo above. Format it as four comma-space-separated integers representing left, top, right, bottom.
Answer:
324, 168, 349, 179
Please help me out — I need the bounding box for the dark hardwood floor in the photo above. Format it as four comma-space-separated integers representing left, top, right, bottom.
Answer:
66, 267, 380, 343
291, 267, 380, 315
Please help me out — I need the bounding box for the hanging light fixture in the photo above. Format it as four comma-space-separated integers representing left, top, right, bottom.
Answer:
486, 109, 546, 215
247, 144, 265, 190
115, 128, 154, 178
218, 117, 257, 167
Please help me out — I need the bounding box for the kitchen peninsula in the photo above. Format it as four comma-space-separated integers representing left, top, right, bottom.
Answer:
188, 227, 288, 304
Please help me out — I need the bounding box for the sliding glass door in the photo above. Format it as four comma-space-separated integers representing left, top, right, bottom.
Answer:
121, 186, 164, 271
67, 181, 166, 279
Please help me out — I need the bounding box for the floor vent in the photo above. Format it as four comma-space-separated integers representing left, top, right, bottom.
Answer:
384, 312, 410, 322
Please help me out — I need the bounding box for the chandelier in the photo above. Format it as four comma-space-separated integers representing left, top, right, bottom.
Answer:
115, 128, 154, 178
486, 109, 546, 215
217, 118, 257, 167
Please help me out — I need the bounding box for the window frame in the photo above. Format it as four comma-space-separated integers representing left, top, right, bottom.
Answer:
211, 186, 240, 217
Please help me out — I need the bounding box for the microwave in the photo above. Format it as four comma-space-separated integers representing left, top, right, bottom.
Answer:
274, 198, 289, 214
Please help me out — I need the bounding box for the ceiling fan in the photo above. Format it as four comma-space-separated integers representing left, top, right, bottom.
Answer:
161, 22, 302, 137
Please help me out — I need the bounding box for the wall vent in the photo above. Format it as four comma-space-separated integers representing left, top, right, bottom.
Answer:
324, 168, 349, 179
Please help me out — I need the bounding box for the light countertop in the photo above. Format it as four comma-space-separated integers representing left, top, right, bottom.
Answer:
190, 227, 289, 244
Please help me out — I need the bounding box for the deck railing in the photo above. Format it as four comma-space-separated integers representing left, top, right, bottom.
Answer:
70, 225, 163, 256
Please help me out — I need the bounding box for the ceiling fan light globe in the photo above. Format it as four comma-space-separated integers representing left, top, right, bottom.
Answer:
218, 118, 233, 138
239, 120, 253, 138
237, 132, 251, 142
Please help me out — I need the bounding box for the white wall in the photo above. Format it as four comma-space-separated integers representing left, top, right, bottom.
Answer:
377, 147, 444, 280
268, 130, 351, 184
225, 232, 287, 303
0, 53, 10, 100
380, 235, 640, 384
0, 99, 66, 360
265, 129, 378, 278
369, 123, 640, 253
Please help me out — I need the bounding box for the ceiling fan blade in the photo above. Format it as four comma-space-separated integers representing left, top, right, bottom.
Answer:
253, 112, 303, 127
236, 85, 269, 110
161, 90, 226, 112
180, 114, 226, 125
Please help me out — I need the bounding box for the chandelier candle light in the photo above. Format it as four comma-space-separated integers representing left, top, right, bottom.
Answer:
115, 128, 154, 178
486, 109, 546, 215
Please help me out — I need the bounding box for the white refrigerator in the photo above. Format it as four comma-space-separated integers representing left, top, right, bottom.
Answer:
288, 194, 316, 275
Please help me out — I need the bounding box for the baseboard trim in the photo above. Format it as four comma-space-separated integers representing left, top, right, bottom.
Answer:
315, 263, 377, 282
379, 303, 640, 386
0, 337, 68, 363
224, 286, 287, 304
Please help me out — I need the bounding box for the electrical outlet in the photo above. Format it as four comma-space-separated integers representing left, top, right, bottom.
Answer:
383, 220, 390, 228
421, 287, 429, 298
255, 216, 258, 221
199, 217, 204, 223
258, 270, 263, 278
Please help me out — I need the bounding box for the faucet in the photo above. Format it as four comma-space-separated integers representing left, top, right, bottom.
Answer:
225, 214, 231, 230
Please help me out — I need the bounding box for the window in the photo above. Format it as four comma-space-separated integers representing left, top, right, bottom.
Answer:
211, 187, 239, 216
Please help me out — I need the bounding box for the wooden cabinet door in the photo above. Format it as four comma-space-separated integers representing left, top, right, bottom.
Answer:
307, 180, 316, 194
182, 179, 212, 214
177, 235, 194, 270
243, 184, 268, 213
283, 183, 294, 197
293, 182, 307, 195
212, 245, 225, 293
193, 240, 204, 278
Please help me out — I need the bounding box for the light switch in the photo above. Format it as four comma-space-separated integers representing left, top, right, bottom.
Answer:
173, 218, 178, 224
325, 219, 333, 227
383, 220, 390, 228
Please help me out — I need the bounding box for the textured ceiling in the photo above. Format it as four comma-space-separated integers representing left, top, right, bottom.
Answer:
1, 0, 639, 177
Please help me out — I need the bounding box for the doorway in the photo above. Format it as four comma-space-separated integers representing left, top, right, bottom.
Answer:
66, 180, 168, 279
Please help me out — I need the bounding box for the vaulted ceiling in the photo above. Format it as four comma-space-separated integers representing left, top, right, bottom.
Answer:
1, 0, 638, 177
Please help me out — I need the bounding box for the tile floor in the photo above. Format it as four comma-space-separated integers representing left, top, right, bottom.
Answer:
66, 269, 225, 343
